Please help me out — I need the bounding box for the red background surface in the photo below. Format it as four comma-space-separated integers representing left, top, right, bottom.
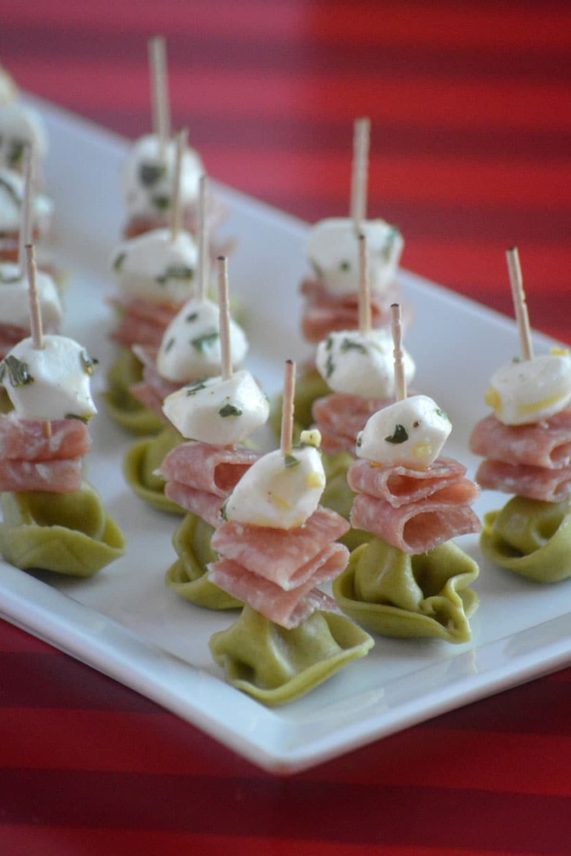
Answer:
1, 1, 570, 853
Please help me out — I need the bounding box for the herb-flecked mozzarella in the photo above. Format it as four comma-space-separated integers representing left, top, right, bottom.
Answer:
121, 134, 203, 221
356, 394, 451, 468
111, 228, 197, 305
156, 297, 248, 382
162, 369, 269, 445
224, 445, 326, 530
0, 168, 53, 233
0, 334, 97, 421
306, 217, 403, 296
0, 102, 47, 171
316, 328, 415, 398
484, 351, 571, 426
0, 262, 62, 331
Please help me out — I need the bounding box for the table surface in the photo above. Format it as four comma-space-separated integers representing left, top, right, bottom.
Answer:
1, 1, 570, 853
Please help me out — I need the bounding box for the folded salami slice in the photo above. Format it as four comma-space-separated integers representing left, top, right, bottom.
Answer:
313, 393, 392, 455
212, 509, 349, 589
351, 493, 481, 553
209, 548, 347, 629
109, 297, 180, 348
0, 416, 90, 461
476, 459, 571, 502
470, 410, 571, 470
129, 345, 184, 415
164, 482, 223, 528
300, 279, 394, 343
348, 457, 473, 508
0, 457, 84, 493
160, 441, 258, 497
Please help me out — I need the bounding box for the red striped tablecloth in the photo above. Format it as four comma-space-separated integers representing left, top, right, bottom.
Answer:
1, 2, 570, 853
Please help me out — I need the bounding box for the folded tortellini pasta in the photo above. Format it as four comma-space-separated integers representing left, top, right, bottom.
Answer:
166, 512, 241, 609
104, 348, 163, 436
333, 537, 479, 642
0, 481, 125, 576
481, 495, 571, 583
210, 606, 374, 705
123, 424, 183, 514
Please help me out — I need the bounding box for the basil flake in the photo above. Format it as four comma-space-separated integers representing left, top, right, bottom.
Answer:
435, 407, 449, 421
156, 265, 194, 285
186, 311, 199, 323
139, 163, 165, 187
341, 338, 366, 355
219, 403, 242, 418
339, 260, 351, 272
80, 351, 98, 376
8, 140, 25, 168
284, 453, 300, 469
65, 413, 90, 423
113, 252, 126, 272
385, 424, 409, 444
325, 336, 333, 351
191, 331, 219, 353
325, 353, 335, 379
165, 337, 175, 353
186, 380, 207, 396
152, 194, 170, 211
1, 355, 34, 388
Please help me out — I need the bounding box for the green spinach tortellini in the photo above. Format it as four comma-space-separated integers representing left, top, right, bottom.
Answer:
0, 482, 125, 576
481, 495, 571, 583
123, 424, 183, 514
333, 537, 479, 642
104, 348, 163, 436
166, 512, 241, 609
210, 606, 374, 705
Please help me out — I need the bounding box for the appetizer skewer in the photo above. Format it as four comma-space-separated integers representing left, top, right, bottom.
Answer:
271, 117, 406, 437
333, 308, 481, 642
208, 360, 373, 705
471, 248, 571, 582
157, 258, 268, 607
0, 244, 125, 576
124, 252, 251, 515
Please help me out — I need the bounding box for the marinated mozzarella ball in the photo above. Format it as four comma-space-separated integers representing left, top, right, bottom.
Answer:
307, 217, 403, 296
356, 394, 451, 468
122, 134, 203, 221
162, 369, 269, 445
484, 352, 571, 426
224, 444, 326, 530
111, 228, 197, 305
0, 334, 97, 421
0, 102, 47, 172
316, 328, 415, 398
0, 168, 53, 234
156, 297, 248, 383
0, 262, 62, 331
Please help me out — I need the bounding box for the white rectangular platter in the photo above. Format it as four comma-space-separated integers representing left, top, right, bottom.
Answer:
0, 98, 569, 774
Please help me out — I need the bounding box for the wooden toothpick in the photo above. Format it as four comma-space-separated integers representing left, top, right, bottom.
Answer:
149, 36, 171, 160
197, 174, 209, 301
217, 256, 232, 381
170, 128, 187, 242
391, 303, 407, 401
358, 233, 371, 334
280, 359, 296, 456
506, 247, 533, 361
26, 243, 51, 439
18, 144, 33, 277
350, 117, 370, 235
